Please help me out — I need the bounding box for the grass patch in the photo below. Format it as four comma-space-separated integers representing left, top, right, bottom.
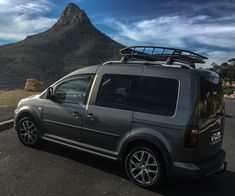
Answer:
0, 89, 40, 108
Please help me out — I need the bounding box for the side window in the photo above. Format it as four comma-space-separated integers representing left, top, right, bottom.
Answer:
96, 74, 140, 110
136, 77, 179, 116
54, 76, 91, 104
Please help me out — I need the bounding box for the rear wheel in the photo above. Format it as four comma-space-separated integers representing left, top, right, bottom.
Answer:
16, 116, 41, 147
125, 146, 165, 188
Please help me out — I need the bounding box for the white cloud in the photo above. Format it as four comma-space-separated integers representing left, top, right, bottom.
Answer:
105, 16, 235, 48
15, 1, 51, 14
0, 0, 56, 42
104, 15, 235, 66
0, 0, 9, 5
0, 0, 51, 14
0, 16, 56, 41
205, 50, 235, 66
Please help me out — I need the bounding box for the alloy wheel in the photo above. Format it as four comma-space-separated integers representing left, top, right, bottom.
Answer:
128, 150, 160, 186
18, 120, 39, 145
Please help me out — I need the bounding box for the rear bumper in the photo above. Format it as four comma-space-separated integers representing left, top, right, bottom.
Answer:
169, 150, 226, 178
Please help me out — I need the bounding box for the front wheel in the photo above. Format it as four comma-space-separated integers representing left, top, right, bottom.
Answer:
16, 116, 41, 147
125, 146, 165, 188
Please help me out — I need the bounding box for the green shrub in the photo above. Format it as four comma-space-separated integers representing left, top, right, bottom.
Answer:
223, 86, 234, 95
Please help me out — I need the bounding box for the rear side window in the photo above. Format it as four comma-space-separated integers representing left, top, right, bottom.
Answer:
136, 77, 179, 116
96, 74, 140, 110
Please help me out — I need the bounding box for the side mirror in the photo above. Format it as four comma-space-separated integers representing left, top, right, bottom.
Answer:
46, 87, 54, 99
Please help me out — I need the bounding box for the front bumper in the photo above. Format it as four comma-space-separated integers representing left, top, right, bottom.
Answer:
169, 150, 226, 178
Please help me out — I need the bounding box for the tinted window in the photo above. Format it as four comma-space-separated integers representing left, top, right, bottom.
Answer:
199, 76, 223, 126
54, 76, 91, 104
96, 74, 140, 110
136, 77, 179, 116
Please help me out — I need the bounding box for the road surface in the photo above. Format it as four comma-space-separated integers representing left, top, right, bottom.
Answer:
0, 101, 235, 196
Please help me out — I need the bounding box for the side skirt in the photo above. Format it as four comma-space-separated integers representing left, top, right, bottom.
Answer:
41, 134, 119, 161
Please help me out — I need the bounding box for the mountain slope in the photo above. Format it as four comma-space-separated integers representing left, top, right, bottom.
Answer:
0, 3, 124, 89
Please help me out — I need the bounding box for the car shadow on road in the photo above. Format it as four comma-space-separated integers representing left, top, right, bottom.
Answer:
36, 140, 235, 196
36, 140, 126, 178
154, 171, 235, 196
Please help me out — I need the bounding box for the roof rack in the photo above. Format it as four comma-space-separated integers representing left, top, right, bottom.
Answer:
119, 46, 208, 69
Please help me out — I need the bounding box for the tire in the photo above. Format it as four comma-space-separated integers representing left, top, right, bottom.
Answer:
16, 116, 41, 147
125, 146, 165, 188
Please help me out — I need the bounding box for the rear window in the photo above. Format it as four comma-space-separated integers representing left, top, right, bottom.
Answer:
135, 77, 179, 116
199, 76, 223, 126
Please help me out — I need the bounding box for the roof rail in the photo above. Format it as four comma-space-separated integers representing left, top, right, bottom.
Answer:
120, 46, 208, 69
103, 60, 194, 69
102, 60, 122, 65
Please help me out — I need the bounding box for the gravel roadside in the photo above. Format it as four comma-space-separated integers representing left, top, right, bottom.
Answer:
0, 106, 15, 122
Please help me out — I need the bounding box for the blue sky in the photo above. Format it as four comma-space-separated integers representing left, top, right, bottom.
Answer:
0, 0, 235, 67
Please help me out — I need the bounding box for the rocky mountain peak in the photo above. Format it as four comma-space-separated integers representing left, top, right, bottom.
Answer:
0, 2, 123, 89
55, 3, 91, 26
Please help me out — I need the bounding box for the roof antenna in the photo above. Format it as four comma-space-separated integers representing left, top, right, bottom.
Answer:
121, 56, 128, 63
166, 57, 173, 65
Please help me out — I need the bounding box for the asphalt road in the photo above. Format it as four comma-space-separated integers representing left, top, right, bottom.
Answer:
0, 101, 235, 196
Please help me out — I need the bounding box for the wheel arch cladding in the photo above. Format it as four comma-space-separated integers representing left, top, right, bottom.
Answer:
119, 131, 172, 166
16, 107, 41, 130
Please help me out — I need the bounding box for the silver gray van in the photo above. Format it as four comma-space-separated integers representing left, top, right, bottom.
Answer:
14, 46, 226, 188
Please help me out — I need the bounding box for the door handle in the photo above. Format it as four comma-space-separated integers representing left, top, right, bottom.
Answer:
86, 113, 96, 120
72, 111, 80, 119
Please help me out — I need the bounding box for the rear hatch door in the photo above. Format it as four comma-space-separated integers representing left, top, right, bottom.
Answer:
196, 75, 224, 161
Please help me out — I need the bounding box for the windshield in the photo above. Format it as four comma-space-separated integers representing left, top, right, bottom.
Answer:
199, 76, 224, 129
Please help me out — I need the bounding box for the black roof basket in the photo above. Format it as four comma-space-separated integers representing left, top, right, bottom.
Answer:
120, 46, 208, 69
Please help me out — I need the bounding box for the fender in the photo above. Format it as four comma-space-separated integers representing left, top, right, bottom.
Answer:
15, 105, 43, 132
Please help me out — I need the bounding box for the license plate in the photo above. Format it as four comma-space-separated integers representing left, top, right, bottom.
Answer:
211, 131, 221, 144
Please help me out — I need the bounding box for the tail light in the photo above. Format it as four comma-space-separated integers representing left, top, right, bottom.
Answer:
184, 125, 199, 147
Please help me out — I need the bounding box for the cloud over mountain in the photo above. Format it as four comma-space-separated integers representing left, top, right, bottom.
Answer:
0, 0, 235, 66
0, 0, 55, 44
